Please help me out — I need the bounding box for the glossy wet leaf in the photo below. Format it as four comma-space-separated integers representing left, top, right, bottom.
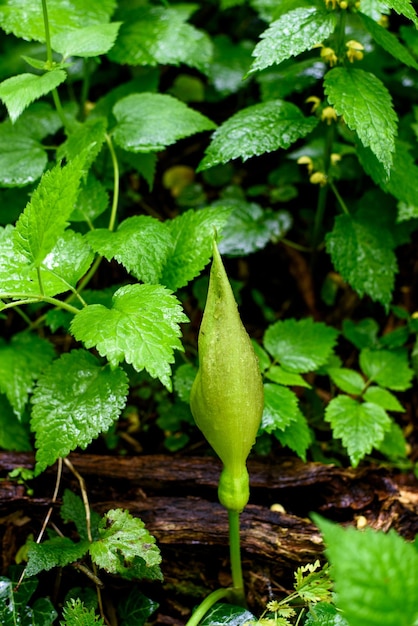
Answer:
117, 589, 159, 626
200, 603, 257, 626
359, 12, 418, 69
0, 70, 66, 123
262, 383, 301, 433
70, 285, 188, 390
198, 100, 318, 170
274, 408, 311, 461
326, 368, 365, 395
386, 0, 418, 26
249, 8, 336, 74
363, 386, 404, 412
57, 117, 107, 171
112, 93, 216, 153
26, 536, 90, 576
31, 350, 129, 474
52, 22, 121, 58
0, 331, 55, 417
0, 125, 47, 187
359, 348, 414, 391
324, 396, 391, 466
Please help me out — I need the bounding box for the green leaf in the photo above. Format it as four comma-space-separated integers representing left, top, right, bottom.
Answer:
359, 12, 418, 69
316, 517, 418, 626
61, 598, 105, 625
249, 8, 336, 74
117, 589, 158, 626
173, 363, 196, 404
324, 67, 397, 174
262, 383, 300, 432
70, 285, 188, 390
0, 394, 32, 451
0, 124, 47, 187
377, 419, 407, 460
363, 386, 404, 411
0, 0, 117, 42
327, 368, 365, 395
89, 509, 162, 579
209, 35, 253, 96
61, 489, 101, 542
305, 601, 349, 626
265, 365, 311, 388
200, 603, 257, 626
342, 318, 379, 349
52, 22, 121, 58
386, 0, 418, 26
87, 216, 172, 284
0, 576, 58, 626
0, 70, 67, 123
31, 350, 129, 474
198, 100, 318, 170
274, 408, 312, 461
359, 348, 413, 390
71, 174, 109, 223
108, 6, 212, 73
214, 199, 292, 256
14, 156, 86, 267
113, 93, 216, 153
324, 396, 391, 466
161, 206, 231, 290
264, 318, 338, 373
325, 211, 397, 307
0, 331, 55, 417
26, 536, 89, 577
57, 117, 107, 170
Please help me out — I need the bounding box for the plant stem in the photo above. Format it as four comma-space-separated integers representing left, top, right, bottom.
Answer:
329, 180, 350, 215
185, 588, 233, 626
41, 0, 53, 66
105, 133, 120, 232
0, 293, 81, 315
228, 509, 246, 606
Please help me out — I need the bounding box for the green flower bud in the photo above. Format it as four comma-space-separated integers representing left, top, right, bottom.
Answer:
190, 241, 264, 512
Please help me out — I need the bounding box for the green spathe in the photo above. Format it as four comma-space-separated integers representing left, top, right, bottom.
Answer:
190, 241, 264, 512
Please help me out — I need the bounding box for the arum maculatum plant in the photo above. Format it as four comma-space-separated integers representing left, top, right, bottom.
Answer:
187, 239, 264, 624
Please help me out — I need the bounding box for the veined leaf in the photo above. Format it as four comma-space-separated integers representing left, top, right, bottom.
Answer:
359, 12, 418, 69
316, 518, 418, 626
70, 285, 188, 390
198, 99, 318, 170
265, 365, 311, 388
113, 93, 216, 153
264, 318, 338, 373
262, 383, 300, 432
363, 386, 404, 412
324, 396, 391, 466
0, 332, 55, 418
109, 6, 212, 73
0, 0, 116, 42
386, 0, 418, 26
0, 70, 67, 123
89, 509, 162, 579
57, 117, 107, 170
14, 155, 86, 267
0, 125, 47, 187
52, 22, 121, 58
327, 368, 365, 395
72, 174, 109, 223
359, 348, 413, 391
249, 8, 336, 74
324, 67, 397, 174
31, 350, 129, 474
26, 536, 90, 577
61, 599, 105, 626
274, 408, 311, 461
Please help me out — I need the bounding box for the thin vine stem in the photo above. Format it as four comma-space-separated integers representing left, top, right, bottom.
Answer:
41, 0, 68, 130
105, 133, 120, 232
185, 588, 233, 626
0, 293, 80, 315
228, 509, 246, 605
329, 180, 350, 215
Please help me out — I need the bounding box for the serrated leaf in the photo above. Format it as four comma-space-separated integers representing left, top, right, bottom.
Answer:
31, 350, 129, 474
359, 12, 418, 69
26, 536, 90, 577
0, 124, 47, 187
305, 601, 349, 626
342, 318, 379, 349
72, 174, 109, 223
359, 348, 413, 390
14, 156, 86, 267
386, 0, 418, 26
324, 396, 391, 466
161, 206, 231, 290
0, 331, 55, 417
316, 517, 418, 626
324, 67, 397, 174
0, 0, 117, 42
264, 318, 338, 373
265, 365, 311, 388
262, 383, 300, 432
57, 117, 107, 171
215, 199, 292, 256
109, 6, 212, 73
198, 100, 318, 170
52, 22, 121, 58
327, 368, 365, 395
0, 70, 67, 123
377, 419, 407, 459
0, 576, 56, 626
70, 285, 188, 390
274, 408, 311, 461
87, 216, 172, 284
113, 93, 216, 153
200, 603, 257, 626
249, 8, 336, 74
62, 599, 104, 626
363, 386, 404, 411
325, 211, 397, 307
89, 509, 162, 579
118, 589, 159, 626
0, 394, 32, 451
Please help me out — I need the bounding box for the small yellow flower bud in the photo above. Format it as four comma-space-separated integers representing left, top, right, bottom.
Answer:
320, 46, 338, 66
339, 0, 348, 8
310, 171, 328, 186
330, 153, 342, 165
378, 15, 389, 28
324, 0, 338, 8
190, 241, 264, 512
321, 106, 338, 125
346, 40, 365, 63
305, 95, 321, 112
297, 155, 314, 173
